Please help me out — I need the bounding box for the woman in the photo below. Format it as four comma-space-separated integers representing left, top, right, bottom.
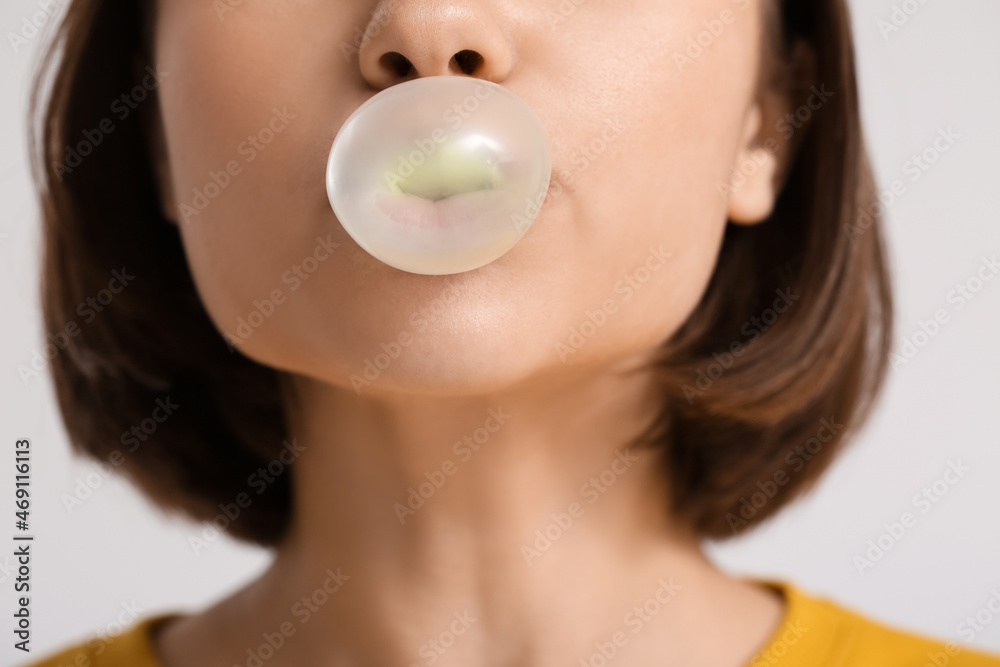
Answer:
23, 0, 1000, 665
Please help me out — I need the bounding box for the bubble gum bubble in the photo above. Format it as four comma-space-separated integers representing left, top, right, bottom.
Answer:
326, 76, 551, 275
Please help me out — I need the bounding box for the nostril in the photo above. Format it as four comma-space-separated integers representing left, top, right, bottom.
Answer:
451, 50, 483, 75
380, 51, 416, 78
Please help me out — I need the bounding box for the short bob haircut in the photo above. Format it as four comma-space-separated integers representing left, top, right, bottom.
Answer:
30, 0, 891, 545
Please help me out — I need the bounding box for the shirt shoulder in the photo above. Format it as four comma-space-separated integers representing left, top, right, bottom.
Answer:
747, 579, 1000, 667
17, 613, 181, 667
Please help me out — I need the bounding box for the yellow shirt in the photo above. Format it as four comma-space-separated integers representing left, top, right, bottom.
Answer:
18, 579, 1000, 666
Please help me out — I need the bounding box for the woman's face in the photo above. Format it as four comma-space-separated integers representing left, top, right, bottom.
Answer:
153, 0, 784, 394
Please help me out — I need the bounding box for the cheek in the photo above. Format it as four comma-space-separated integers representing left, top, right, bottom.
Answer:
155, 2, 367, 368
531, 1, 759, 358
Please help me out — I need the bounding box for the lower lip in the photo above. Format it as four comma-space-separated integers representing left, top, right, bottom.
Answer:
373, 189, 509, 230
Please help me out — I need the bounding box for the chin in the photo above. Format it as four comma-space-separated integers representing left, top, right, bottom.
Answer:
340, 330, 549, 398
232, 306, 545, 399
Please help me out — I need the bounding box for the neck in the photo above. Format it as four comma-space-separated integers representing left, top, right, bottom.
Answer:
159, 355, 783, 667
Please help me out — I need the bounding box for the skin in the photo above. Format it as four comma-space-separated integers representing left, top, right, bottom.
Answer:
150, 0, 802, 664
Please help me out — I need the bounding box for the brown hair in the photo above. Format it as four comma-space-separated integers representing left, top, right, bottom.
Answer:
29, 0, 891, 545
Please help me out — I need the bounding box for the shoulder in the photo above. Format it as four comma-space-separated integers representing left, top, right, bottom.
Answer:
748, 579, 1000, 667
16, 613, 182, 667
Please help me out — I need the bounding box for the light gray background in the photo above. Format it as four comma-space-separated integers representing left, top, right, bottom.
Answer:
1, 0, 998, 663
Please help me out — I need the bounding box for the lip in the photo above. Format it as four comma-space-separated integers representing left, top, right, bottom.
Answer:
373, 188, 509, 230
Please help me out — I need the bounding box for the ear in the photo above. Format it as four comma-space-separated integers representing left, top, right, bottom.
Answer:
148, 98, 179, 225
137, 56, 179, 226
725, 40, 813, 226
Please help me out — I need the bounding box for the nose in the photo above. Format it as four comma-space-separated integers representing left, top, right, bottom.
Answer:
358, 0, 515, 90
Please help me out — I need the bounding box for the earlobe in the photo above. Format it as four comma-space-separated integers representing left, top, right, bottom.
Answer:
725, 104, 784, 226
150, 105, 179, 225
725, 40, 814, 227
727, 96, 788, 225
140, 70, 179, 226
